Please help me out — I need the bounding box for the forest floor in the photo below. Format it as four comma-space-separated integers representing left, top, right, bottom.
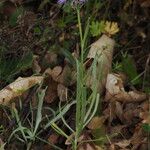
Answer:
0, 0, 149, 150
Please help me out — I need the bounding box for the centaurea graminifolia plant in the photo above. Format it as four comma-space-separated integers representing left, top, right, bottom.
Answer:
56, 0, 100, 149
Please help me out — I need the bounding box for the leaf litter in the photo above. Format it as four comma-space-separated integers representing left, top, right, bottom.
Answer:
0, 0, 149, 149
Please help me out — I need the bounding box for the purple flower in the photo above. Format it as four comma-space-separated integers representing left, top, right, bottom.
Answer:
57, 0, 67, 4
79, 0, 86, 3
57, 0, 87, 5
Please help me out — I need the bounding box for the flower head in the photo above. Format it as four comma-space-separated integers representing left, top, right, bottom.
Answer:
57, 0, 87, 5
57, 0, 67, 4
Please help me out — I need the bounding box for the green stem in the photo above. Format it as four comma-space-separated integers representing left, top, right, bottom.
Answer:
77, 8, 84, 64
75, 8, 84, 150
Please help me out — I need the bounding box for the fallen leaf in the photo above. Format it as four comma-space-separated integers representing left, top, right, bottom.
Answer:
114, 101, 124, 122
139, 0, 150, 7
44, 77, 58, 103
57, 84, 68, 102
105, 73, 147, 102
44, 51, 58, 67
95, 146, 104, 150
52, 65, 75, 86
87, 116, 106, 130
114, 140, 131, 149
86, 34, 115, 93
32, 55, 41, 73
130, 124, 147, 149
76, 132, 104, 150
123, 103, 141, 124
51, 66, 62, 79
123, 0, 133, 10
106, 101, 123, 124
48, 133, 59, 145
0, 76, 43, 105
78, 143, 96, 150
140, 112, 150, 124
109, 125, 127, 135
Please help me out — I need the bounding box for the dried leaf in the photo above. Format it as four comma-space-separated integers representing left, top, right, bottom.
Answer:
48, 133, 59, 145
130, 125, 146, 149
86, 34, 115, 93
52, 65, 75, 86
32, 55, 41, 73
77, 132, 103, 150
105, 73, 147, 102
57, 84, 68, 102
78, 143, 96, 150
110, 125, 126, 135
44, 65, 75, 86
114, 140, 131, 149
44, 51, 58, 66
115, 101, 124, 122
140, 112, 150, 124
139, 0, 150, 7
0, 76, 43, 105
87, 116, 106, 130
44, 77, 58, 103
123, 104, 140, 123
51, 66, 62, 79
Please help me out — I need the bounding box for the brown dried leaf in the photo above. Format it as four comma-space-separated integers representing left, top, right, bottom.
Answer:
87, 116, 106, 130
44, 77, 58, 103
65, 131, 103, 150
0, 76, 43, 105
44, 52, 58, 66
106, 101, 124, 124
114, 140, 131, 149
110, 125, 127, 135
78, 143, 99, 150
105, 73, 147, 102
86, 34, 115, 93
32, 55, 41, 73
45, 65, 75, 86
130, 124, 147, 149
51, 66, 62, 79
57, 84, 68, 102
44, 68, 52, 76
139, 0, 150, 7
48, 133, 59, 145
140, 112, 150, 124
115, 101, 124, 122
123, 104, 140, 124
53, 65, 75, 86
76, 132, 104, 150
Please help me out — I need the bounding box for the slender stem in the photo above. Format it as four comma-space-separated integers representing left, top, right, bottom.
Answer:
75, 8, 85, 150
77, 8, 84, 63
